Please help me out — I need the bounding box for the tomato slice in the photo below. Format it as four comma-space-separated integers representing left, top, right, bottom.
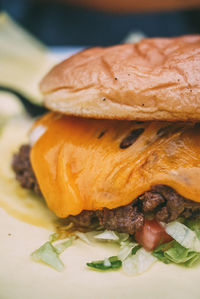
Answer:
135, 219, 172, 251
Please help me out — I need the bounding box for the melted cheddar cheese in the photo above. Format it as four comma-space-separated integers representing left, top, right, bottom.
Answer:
31, 112, 200, 218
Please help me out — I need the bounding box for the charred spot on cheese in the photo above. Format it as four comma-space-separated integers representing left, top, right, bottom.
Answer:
97, 131, 106, 139
120, 128, 144, 149
157, 125, 173, 138
157, 125, 184, 138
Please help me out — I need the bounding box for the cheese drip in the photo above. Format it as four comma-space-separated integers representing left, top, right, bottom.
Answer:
31, 112, 200, 218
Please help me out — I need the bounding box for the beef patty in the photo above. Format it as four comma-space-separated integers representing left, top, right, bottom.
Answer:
12, 145, 41, 196
12, 145, 200, 234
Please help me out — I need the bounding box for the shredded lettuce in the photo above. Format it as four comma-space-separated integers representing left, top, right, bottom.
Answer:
117, 233, 130, 243
185, 219, 200, 240
152, 242, 173, 264
54, 237, 74, 255
31, 219, 200, 273
132, 244, 142, 255
88, 239, 144, 274
165, 243, 200, 267
31, 235, 74, 271
122, 248, 156, 275
87, 256, 122, 271
94, 230, 120, 241
74, 232, 91, 245
87, 238, 154, 275
165, 221, 200, 252
31, 242, 65, 271
153, 240, 200, 267
153, 221, 200, 267
94, 230, 129, 244
118, 242, 138, 261
49, 233, 60, 243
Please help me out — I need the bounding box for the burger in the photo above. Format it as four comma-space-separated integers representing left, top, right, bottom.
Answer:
12, 35, 200, 273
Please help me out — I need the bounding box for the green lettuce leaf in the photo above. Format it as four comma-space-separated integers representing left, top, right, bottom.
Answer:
87, 256, 122, 271
31, 236, 74, 271
153, 240, 200, 267
118, 242, 138, 261
165, 221, 200, 252
122, 248, 156, 275
185, 219, 200, 240
94, 230, 129, 243
152, 242, 173, 264
54, 238, 74, 255
49, 233, 60, 243
132, 245, 142, 255
31, 241, 65, 272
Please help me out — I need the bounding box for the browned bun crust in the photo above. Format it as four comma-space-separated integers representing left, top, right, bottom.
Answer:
40, 35, 200, 121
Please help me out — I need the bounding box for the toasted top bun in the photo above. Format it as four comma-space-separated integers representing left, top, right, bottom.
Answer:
40, 35, 200, 121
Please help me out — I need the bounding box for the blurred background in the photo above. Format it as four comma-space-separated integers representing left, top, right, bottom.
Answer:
1, 0, 200, 47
